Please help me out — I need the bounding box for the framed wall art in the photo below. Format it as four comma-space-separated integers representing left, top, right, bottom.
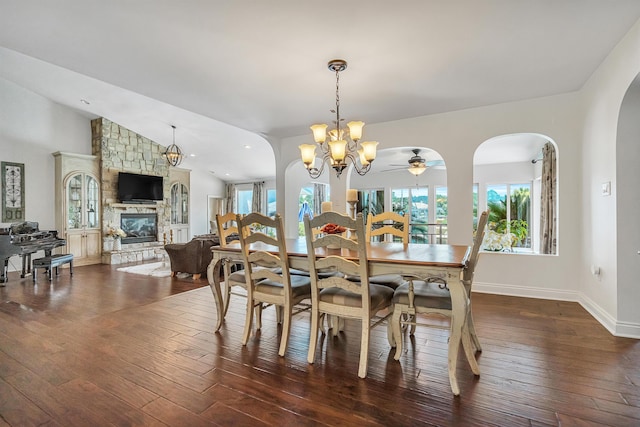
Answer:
2, 161, 25, 222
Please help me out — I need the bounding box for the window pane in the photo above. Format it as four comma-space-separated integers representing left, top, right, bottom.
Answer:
510, 183, 531, 248
298, 187, 314, 236
487, 184, 507, 230
266, 189, 276, 216
435, 186, 447, 244
472, 183, 478, 230
237, 189, 253, 215
410, 187, 428, 224
391, 188, 409, 216
410, 187, 428, 243
359, 189, 384, 219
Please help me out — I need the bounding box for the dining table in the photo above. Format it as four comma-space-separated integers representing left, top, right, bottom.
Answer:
207, 237, 478, 395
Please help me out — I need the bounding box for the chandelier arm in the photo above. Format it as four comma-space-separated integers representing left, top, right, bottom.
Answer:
343, 151, 370, 176
306, 154, 329, 179
354, 163, 372, 176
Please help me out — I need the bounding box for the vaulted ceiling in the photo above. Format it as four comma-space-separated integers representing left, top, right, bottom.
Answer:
2, 1, 640, 180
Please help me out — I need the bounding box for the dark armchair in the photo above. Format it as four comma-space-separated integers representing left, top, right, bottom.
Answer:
164, 235, 219, 280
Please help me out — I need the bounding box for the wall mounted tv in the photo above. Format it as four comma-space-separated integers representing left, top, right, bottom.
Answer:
117, 172, 164, 203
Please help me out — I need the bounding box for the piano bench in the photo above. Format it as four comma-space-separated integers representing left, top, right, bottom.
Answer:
32, 254, 74, 282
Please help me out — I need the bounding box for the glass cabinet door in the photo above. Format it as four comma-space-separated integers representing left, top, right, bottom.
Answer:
86, 175, 99, 228
171, 183, 189, 225
180, 184, 188, 224
67, 174, 83, 229
67, 173, 100, 230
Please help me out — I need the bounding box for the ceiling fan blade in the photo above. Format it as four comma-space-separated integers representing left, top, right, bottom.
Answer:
426, 160, 445, 167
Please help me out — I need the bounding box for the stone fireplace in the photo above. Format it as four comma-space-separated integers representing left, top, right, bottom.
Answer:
121, 213, 158, 244
91, 118, 171, 264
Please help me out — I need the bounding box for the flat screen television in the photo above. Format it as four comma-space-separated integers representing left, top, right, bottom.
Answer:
117, 172, 164, 203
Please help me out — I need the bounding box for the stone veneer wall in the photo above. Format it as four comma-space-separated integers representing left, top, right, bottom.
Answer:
91, 118, 170, 263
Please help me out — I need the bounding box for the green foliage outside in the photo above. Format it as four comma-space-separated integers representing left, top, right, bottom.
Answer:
487, 186, 530, 247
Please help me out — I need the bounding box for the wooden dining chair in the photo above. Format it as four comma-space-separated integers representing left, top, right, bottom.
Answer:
216, 212, 245, 317
362, 211, 411, 289
237, 212, 311, 357
391, 210, 489, 361
304, 211, 394, 378
365, 211, 410, 243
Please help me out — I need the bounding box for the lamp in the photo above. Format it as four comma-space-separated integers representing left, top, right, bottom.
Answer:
300, 59, 378, 178
408, 164, 427, 176
164, 125, 184, 167
407, 149, 427, 176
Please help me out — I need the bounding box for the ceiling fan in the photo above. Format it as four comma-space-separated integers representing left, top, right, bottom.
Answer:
382, 149, 445, 175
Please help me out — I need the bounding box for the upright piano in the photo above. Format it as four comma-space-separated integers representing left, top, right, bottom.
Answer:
0, 221, 66, 283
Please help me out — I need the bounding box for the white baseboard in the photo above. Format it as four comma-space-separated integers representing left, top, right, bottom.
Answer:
473, 281, 640, 340
473, 281, 580, 302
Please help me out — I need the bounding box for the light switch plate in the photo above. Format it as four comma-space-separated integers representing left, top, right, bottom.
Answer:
601, 182, 611, 196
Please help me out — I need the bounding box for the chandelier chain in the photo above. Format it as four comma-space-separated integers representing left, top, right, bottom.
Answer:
335, 67, 341, 131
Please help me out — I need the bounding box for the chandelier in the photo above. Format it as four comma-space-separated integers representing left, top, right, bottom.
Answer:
299, 59, 378, 178
164, 125, 184, 167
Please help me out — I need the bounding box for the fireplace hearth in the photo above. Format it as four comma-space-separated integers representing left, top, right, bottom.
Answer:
120, 213, 158, 244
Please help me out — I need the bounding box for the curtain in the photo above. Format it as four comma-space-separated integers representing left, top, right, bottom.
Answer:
313, 183, 326, 216
539, 142, 557, 254
252, 181, 264, 213
225, 183, 236, 215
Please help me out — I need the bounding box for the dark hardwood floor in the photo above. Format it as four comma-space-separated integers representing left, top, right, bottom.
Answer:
1, 262, 639, 426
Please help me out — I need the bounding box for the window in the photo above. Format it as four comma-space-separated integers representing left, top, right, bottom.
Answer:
236, 188, 253, 215
486, 183, 531, 250
474, 133, 557, 255
392, 187, 432, 243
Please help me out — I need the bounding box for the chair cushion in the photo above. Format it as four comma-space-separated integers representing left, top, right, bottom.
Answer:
368, 274, 406, 289
319, 283, 394, 313
254, 275, 311, 299
229, 265, 272, 282
345, 274, 405, 289
393, 281, 452, 310
288, 268, 343, 279
227, 271, 246, 285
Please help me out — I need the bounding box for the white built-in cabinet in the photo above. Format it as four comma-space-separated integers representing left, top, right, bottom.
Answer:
169, 167, 190, 243
53, 152, 102, 266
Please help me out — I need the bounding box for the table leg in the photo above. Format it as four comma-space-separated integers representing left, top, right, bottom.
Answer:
207, 257, 225, 332
448, 275, 467, 396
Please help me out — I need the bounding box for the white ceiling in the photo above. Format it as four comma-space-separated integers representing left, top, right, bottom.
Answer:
1, 1, 639, 180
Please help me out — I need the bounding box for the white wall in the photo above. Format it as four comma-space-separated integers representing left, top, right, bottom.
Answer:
278, 92, 583, 309
189, 168, 226, 236
0, 78, 91, 230
616, 78, 640, 335
580, 18, 640, 336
